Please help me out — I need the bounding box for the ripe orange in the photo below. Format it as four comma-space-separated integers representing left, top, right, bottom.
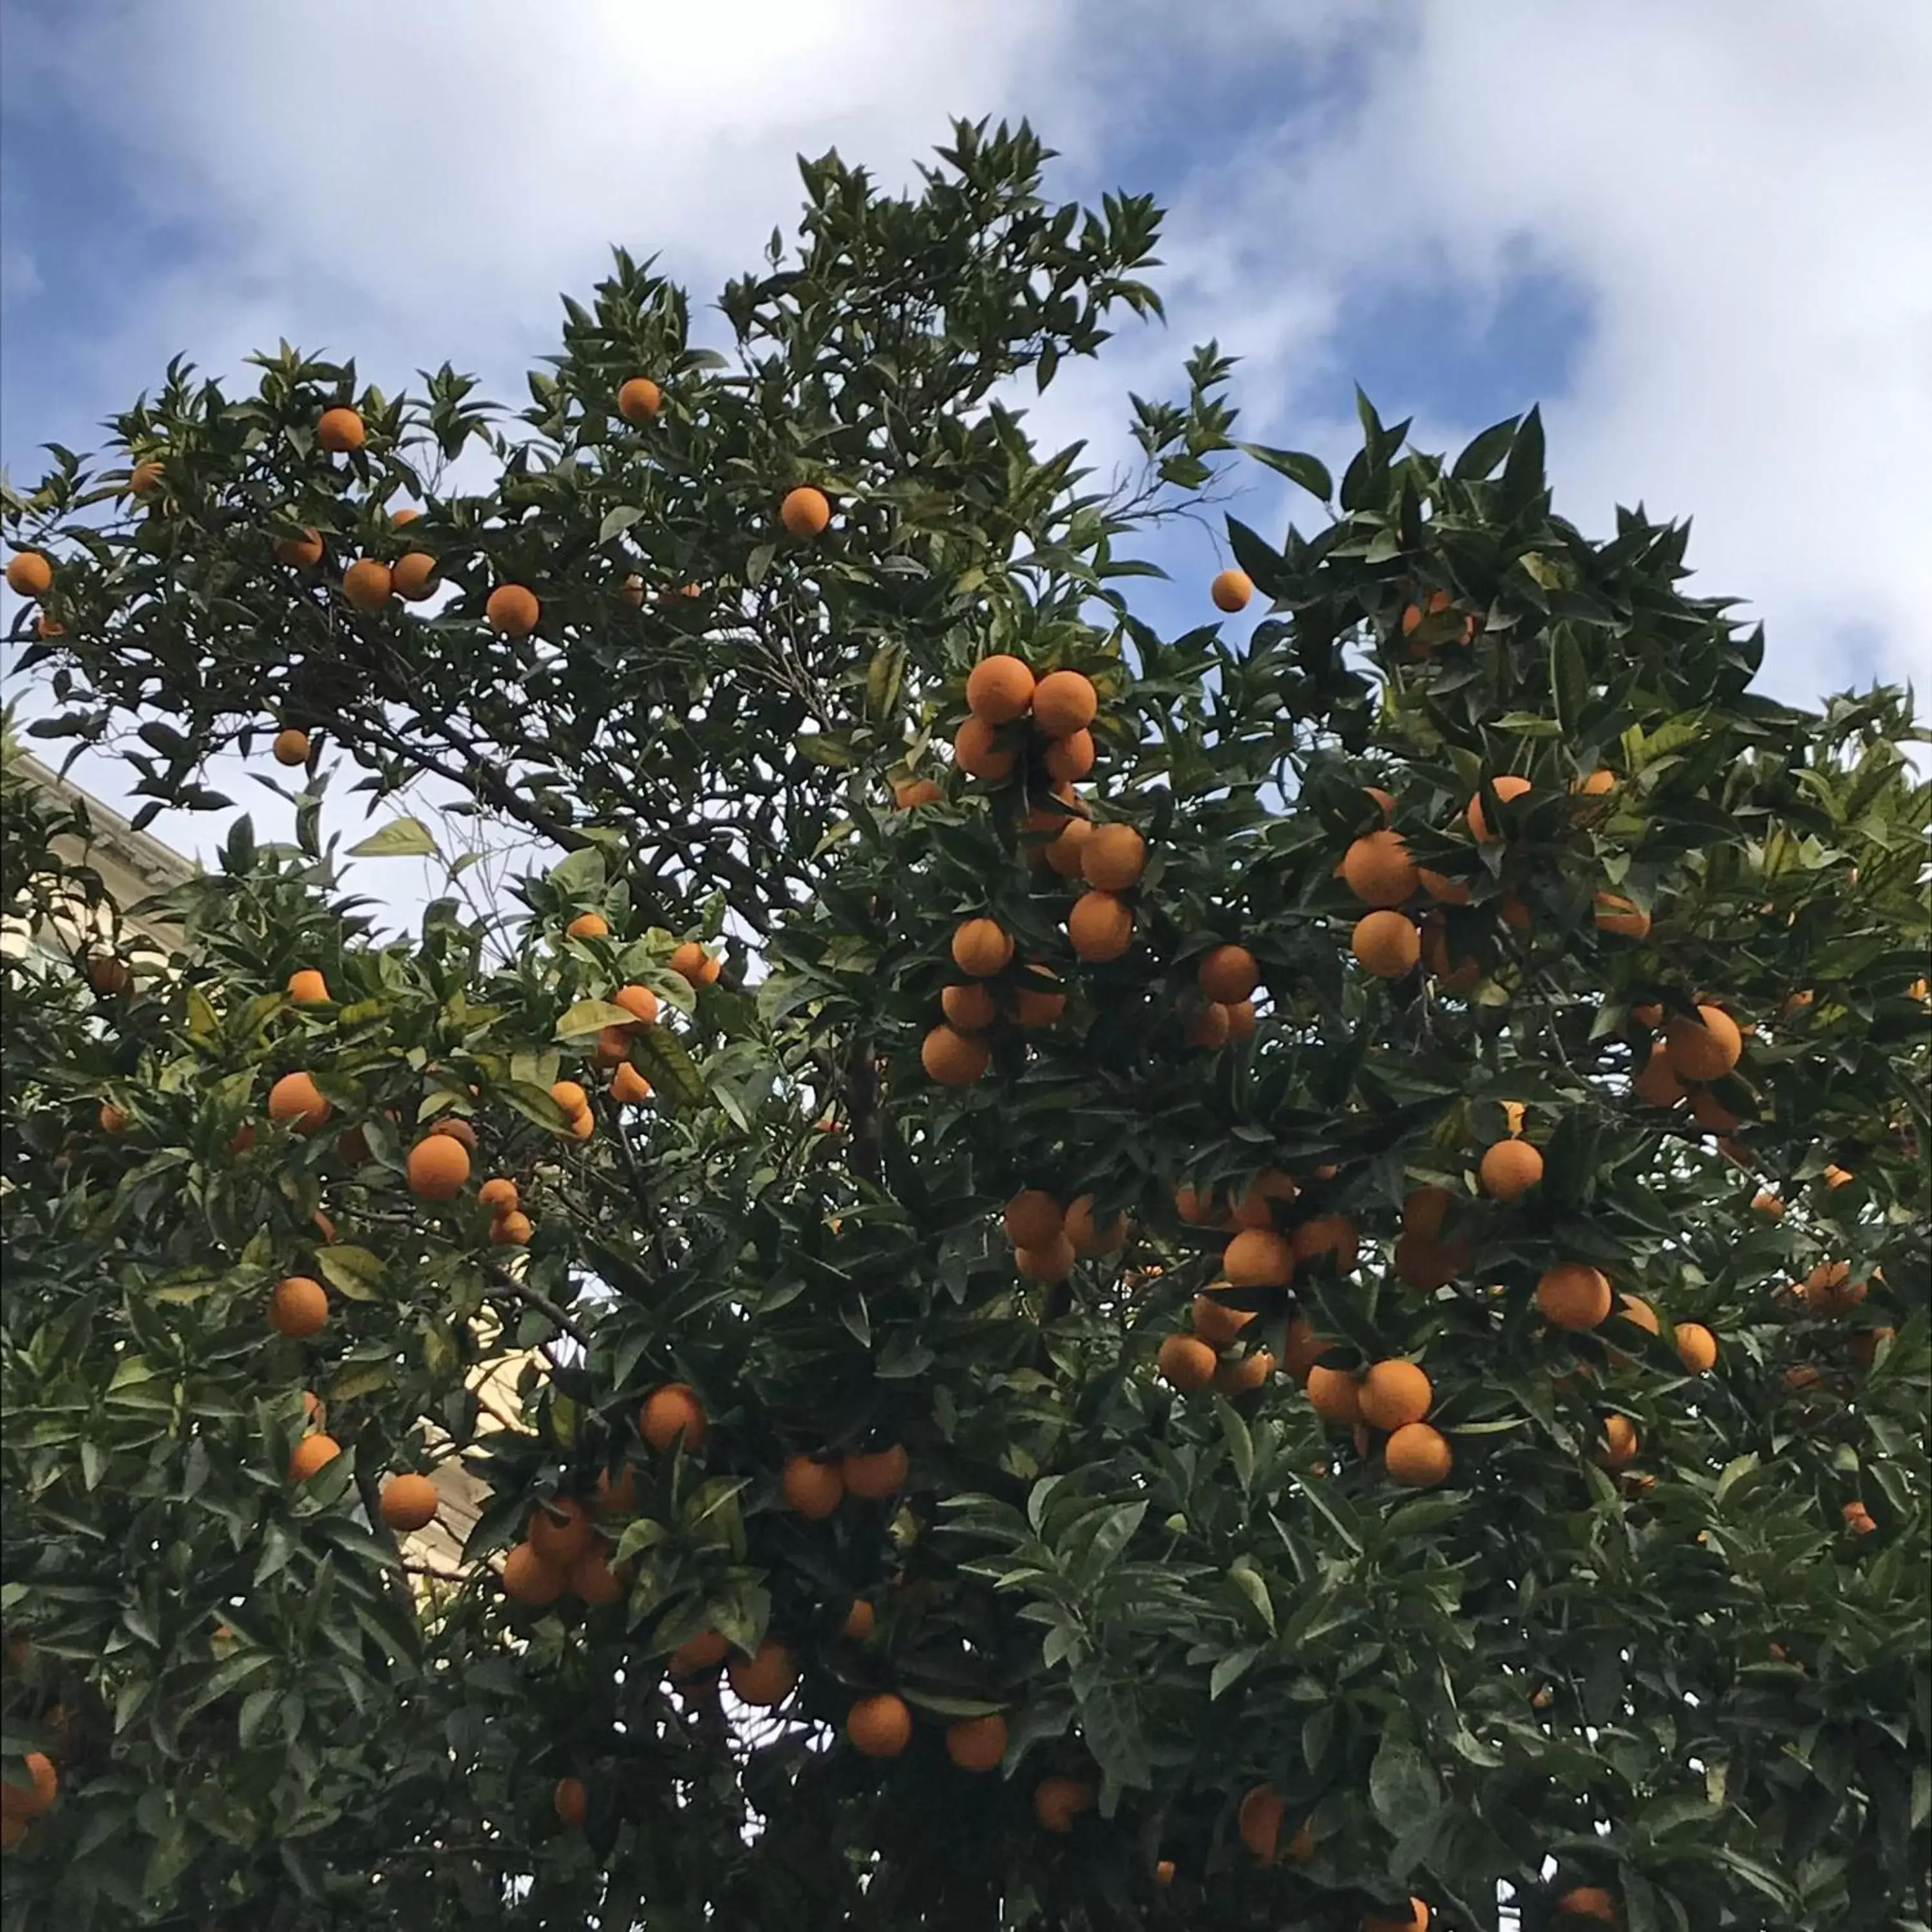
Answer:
1238, 1783, 1285, 1861
392, 551, 439, 601
1847, 1325, 1892, 1368
554, 1776, 588, 1828
2, 1751, 58, 1819
479, 1177, 519, 1213
1230, 1169, 1297, 1229
1572, 769, 1617, 799
1154, 1859, 1176, 1887
343, 558, 392, 612
1226, 998, 1257, 1039
1479, 1139, 1543, 1201
128, 458, 164, 496
1064, 1195, 1126, 1254
894, 776, 943, 807
569, 1544, 628, 1605
1293, 1213, 1360, 1277
1043, 730, 1095, 782
1282, 1315, 1326, 1383
1004, 1190, 1064, 1247
1631, 1043, 1686, 1108
611, 1064, 652, 1107
1215, 1349, 1274, 1394
672, 941, 721, 985
529, 1497, 594, 1567
952, 917, 1014, 976
1353, 910, 1421, 978
1032, 669, 1097, 737
843, 1444, 909, 1499
728, 1640, 797, 1707
618, 376, 663, 423
1594, 893, 1651, 940
1596, 1416, 1639, 1470
1555, 1886, 1618, 1924
286, 967, 330, 1005
1752, 1189, 1784, 1218
1184, 1002, 1231, 1048
1417, 866, 1472, 905
611, 983, 661, 1024
848, 1692, 914, 1757
289, 1433, 341, 1482
942, 983, 998, 1030
1537, 1263, 1613, 1331
668, 1629, 729, 1680
1666, 1005, 1743, 1083
1034, 1777, 1094, 1833
946, 1712, 1008, 1770
1210, 569, 1253, 612
1689, 1088, 1741, 1132
380, 1473, 439, 1532
1081, 823, 1146, 891
841, 1598, 876, 1640
269, 1070, 332, 1133
549, 1080, 589, 1117
1466, 774, 1531, 842
501, 1542, 566, 1607
1224, 1227, 1294, 1287
1616, 1294, 1660, 1337
1359, 1360, 1432, 1431
1193, 1293, 1255, 1347
1306, 1364, 1362, 1425
430, 1117, 478, 1151
1363, 1898, 1430, 1932
641, 1383, 706, 1453
1403, 1186, 1454, 1239
274, 527, 325, 569
273, 728, 312, 766
780, 486, 831, 538
1016, 1235, 1077, 1283
782, 1454, 844, 1519
1341, 830, 1419, 908
270, 1275, 328, 1338
316, 406, 366, 453
1385, 1423, 1452, 1486
922, 1025, 990, 1085
1158, 1333, 1218, 1392
1842, 1501, 1876, 1536
1800, 1262, 1866, 1318
98, 1102, 131, 1135
965, 654, 1036, 724
953, 715, 1016, 781
1068, 891, 1132, 961
390, 506, 421, 526
490, 1209, 533, 1245
565, 911, 609, 942
485, 583, 540, 637
593, 1464, 638, 1518
407, 1133, 470, 1202
1197, 944, 1258, 1003
1043, 814, 1092, 878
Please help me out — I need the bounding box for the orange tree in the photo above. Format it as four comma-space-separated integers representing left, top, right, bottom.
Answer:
5, 121, 1929, 1932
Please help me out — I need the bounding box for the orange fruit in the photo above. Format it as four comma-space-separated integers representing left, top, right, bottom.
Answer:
273, 728, 312, 766
1154, 1859, 1176, 1887
1285, 1821, 1316, 1863
549, 1080, 589, 1116
843, 1444, 909, 1500
490, 1210, 533, 1245
952, 917, 1014, 976
568, 1544, 627, 1605
1043, 730, 1095, 782
269, 1070, 332, 1133
1157, 1333, 1218, 1392
922, 1025, 990, 1085
529, 1497, 594, 1567
894, 776, 943, 807
594, 1464, 638, 1517
946, 1713, 1009, 1771
1064, 1195, 1126, 1254
965, 654, 1036, 724
1238, 1783, 1285, 1861
1752, 1189, 1784, 1218
953, 715, 1016, 781
1842, 1502, 1876, 1536
1081, 823, 1146, 891
728, 1640, 797, 1707
1359, 1360, 1432, 1431
1197, 943, 1258, 1003
1068, 891, 1132, 961
288, 1433, 341, 1482
128, 458, 164, 496
1596, 1416, 1639, 1470
782, 1454, 844, 1519
1555, 1887, 1618, 1924
780, 486, 831, 537
1224, 1227, 1294, 1287
485, 583, 540, 637
1571, 769, 1617, 798
270, 1275, 328, 1338
1341, 830, 1419, 907
1385, 1423, 1452, 1486
1226, 998, 1257, 1039
1306, 1364, 1362, 1425
316, 406, 366, 453
1616, 1294, 1660, 1337
286, 968, 330, 1005
847, 1692, 914, 1757
1689, 1088, 1741, 1132
1363, 1898, 1430, 1932
617, 376, 663, 423
1822, 1162, 1854, 1189
942, 983, 998, 1030
1034, 1777, 1094, 1833
1403, 1186, 1454, 1239
1666, 1005, 1742, 1083
97, 1102, 131, 1135
1184, 1002, 1231, 1048
841, 1599, 876, 1640
1032, 669, 1097, 737
390, 506, 421, 526
1594, 893, 1650, 940
1353, 910, 1421, 978
1282, 1315, 1326, 1383
407, 1133, 471, 1202
641, 1384, 706, 1452
1631, 1041, 1688, 1109
1537, 1263, 1613, 1331
1043, 814, 1093, 878
1417, 866, 1472, 905
84, 952, 131, 997
380, 1473, 439, 1532
611, 983, 661, 1024
392, 551, 439, 601
502, 1542, 565, 1607
1215, 1349, 1274, 1394
1, 1751, 58, 1818
1800, 1262, 1866, 1317
342, 558, 393, 611
479, 1177, 519, 1213
1479, 1139, 1543, 1201
1192, 1293, 1255, 1347
565, 911, 609, 942
553, 1776, 588, 1828
1466, 774, 1531, 842
1005, 1191, 1064, 1247
430, 1117, 478, 1151
274, 527, 325, 569
668, 1631, 729, 1680
1230, 1169, 1296, 1229
1210, 569, 1253, 612
1293, 1213, 1360, 1277
1846, 1327, 1892, 1368
611, 1064, 652, 1106
1016, 1235, 1076, 1283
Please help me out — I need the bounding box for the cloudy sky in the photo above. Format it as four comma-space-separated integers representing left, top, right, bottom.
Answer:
3, 0, 1929, 893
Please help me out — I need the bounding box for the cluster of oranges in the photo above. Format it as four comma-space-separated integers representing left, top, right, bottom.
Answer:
0, 1747, 59, 1852
999, 1188, 1127, 1287
499, 1495, 634, 1611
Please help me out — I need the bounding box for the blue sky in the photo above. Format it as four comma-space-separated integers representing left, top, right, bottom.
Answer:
3, 0, 1929, 900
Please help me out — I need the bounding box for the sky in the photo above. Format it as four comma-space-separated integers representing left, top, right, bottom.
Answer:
2, 0, 1929, 908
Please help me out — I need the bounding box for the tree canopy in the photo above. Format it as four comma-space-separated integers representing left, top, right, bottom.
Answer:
3, 120, 1928, 1932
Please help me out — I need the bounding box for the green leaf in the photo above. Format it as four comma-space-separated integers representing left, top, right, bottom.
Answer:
1236, 442, 1332, 501
316, 1246, 386, 1302
866, 643, 905, 718
1228, 1563, 1274, 1634
555, 998, 637, 1040
1368, 1738, 1442, 1830
599, 505, 645, 542
548, 845, 607, 893
348, 817, 438, 859
1551, 627, 1588, 740
630, 1025, 705, 1115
